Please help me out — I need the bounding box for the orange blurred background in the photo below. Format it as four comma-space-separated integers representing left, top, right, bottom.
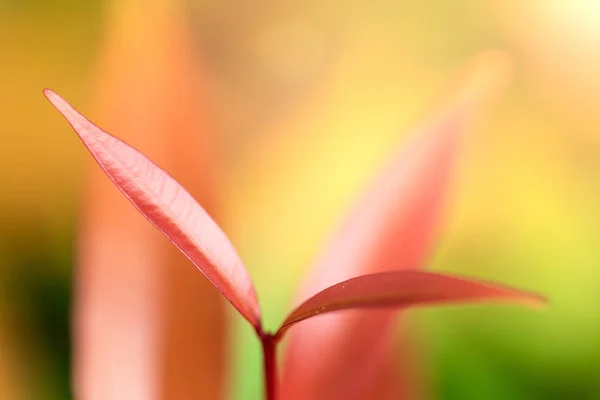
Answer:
2, 1, 600, 399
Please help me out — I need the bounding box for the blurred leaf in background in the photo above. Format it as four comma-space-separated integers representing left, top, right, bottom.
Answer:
278, 50, 513, 400
73, 0, 226, 399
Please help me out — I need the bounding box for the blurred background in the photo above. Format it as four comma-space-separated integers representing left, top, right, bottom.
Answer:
2, 0, 600, 399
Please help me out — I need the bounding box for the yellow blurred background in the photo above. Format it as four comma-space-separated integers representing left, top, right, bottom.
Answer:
2, 0, 600, 399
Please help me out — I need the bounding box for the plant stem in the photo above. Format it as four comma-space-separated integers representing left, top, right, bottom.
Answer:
260, 332, 278, 400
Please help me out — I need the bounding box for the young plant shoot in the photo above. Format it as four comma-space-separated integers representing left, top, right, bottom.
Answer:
44, 89, 544, 400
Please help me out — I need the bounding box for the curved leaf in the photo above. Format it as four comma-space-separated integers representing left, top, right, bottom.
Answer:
44, 89, 261, 329
277, 271, 544, 336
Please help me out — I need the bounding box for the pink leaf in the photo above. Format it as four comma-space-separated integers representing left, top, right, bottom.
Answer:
44, 89, 261, 329
277, 271, 544, 336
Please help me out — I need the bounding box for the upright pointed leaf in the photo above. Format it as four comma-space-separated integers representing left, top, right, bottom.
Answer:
44, 89, 261, 330
282, 51, 513, 399
277, 271, 544, 336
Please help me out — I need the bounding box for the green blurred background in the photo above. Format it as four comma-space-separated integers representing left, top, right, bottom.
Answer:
2, 0, 600, 399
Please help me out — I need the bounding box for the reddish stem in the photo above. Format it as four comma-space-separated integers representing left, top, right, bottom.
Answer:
260, 331, 278, 400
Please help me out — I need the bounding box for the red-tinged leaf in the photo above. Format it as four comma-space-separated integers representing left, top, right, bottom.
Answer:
43, 89, 261, 329
277, 271, 544, 336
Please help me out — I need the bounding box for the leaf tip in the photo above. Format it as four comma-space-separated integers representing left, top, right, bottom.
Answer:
43, 88, 57, 100
43, 89, 66, 112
